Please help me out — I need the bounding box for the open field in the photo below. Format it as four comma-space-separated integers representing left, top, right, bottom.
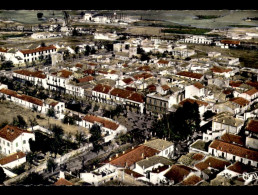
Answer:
0, 101, 89, 135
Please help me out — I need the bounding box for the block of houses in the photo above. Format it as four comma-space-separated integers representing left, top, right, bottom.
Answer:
208, 139, 258, 167
16, 45, 57, 64
183, 35, 213, 45
13, 69, 48, 88
0, 47, 23, 65
80, 114, 127, 142
210, 66, 234, 78
185, 82, 205, 99
0, 151, 26, 169
0, 125, 35, 155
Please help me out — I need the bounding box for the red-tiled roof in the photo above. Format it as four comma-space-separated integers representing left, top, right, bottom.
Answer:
244, 88, 258, 96
98, 70, 108, 74
179, 98, 208, 107
54, 178, 73, 186
0, 125, 33, 142
110, 88, 132, 99
220, 133, 244, 146
161, 85, 170, 91
209, 139, 258, 162
157, 60, 169, 64
0, 151, 26, 165
133, 72, 153, 80
0, 48, 8, 53
83, 69, 95, 75
227, 161, 254, 174
20, 45, 56, 54
147, 84, 156, 92
53, 70, 73, 78
122, 78, 134, 85
123, 169, 144, 178
211, 66, 232, 73
75, 63, 83, 68
77, 76, 94, 83
177, 71, 203, 79
181, 174, 203, 186
229, 97, 250, 106
191, 153, 205, 161
164, 165, 196, 184
138, 66, 151, 71
83, 114, 119, 130
128, 92, 144, 103
92, 84, 112, 94
0, 88, 43, 106
108, 145, 159, 168
245, 81, 258, 89
230, 80, 243, 88
193, 82, 204, 89
88, 62, 97, 66
221, 40, 240, 45
246, 119, 258, 133
125, 87, 136, 92
14, 70, 46, 79
195, 156, 230, 171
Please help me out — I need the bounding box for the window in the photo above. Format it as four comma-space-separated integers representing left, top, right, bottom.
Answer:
16, 143, 18, 147
23, 140, 26, 144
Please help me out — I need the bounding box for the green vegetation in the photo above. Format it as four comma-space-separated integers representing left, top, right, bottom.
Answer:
150, 101, 201, 141
196, 15, 221, 20
89, 124, 103, 153
229, 25, 257, 28
161, 27, 211, 35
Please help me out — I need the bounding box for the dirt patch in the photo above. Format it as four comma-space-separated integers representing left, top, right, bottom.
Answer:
0, 101, 89, 136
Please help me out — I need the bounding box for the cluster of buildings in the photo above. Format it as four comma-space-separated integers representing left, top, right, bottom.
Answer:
0, 23, 257, 186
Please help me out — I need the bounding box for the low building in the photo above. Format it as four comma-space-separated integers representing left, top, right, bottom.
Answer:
245, 119, 258, 150
208, 139, 258, 167
185, 82, 205, 99
0, 151, 26, 169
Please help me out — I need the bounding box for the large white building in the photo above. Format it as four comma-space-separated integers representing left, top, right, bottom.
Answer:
0, 125, 35, 155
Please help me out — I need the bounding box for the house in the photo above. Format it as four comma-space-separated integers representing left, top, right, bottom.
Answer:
146, 87, 184, 116
208, 139, 258, 167
183, 35, 213, 45
0, 125, 35, 155
194, 156, 231, 180
210, 66, 234, 78
106, 145, 160, 169
238, 88, 258, 101
164, 164, 199, 185
0, 151, 26, 169
143, 138, 175, 158
16, 45, 57, 63
229, 97, 250, 113
54, 178, 73, 186
91, 84, 112, 104
176, 71, 204, 82
80, 163, 118, 186
46, 69, 73, 93
180, 173, 203, 186
149, 164, 171, 185
0, 47, 23, 65
133, 155, 173, 177
185, 82, 205, 99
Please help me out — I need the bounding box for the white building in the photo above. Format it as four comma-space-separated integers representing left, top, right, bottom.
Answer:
184, 35, 213, 45
0, 125, 35, 155
0, 151, 26, 169
185, 82, 205, 99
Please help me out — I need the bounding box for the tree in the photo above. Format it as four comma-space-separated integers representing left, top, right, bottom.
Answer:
84, 45, 91, 56
75, 130, 84, 147
74, 46, 80, 54
37, 13, 44, 20
89, 124, 103, 153
12, 115, 27, 129
41, 42, 46, 47
47, 158, 57, 173
1, 61, 14, 70
46, 108, 55, 126
20, 172, 47, 185
0, 167, 6, 184
51, 124, 64, 141
29, 117, 38, 131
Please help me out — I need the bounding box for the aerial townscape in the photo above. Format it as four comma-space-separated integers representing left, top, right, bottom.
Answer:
0, 9, 257, 187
